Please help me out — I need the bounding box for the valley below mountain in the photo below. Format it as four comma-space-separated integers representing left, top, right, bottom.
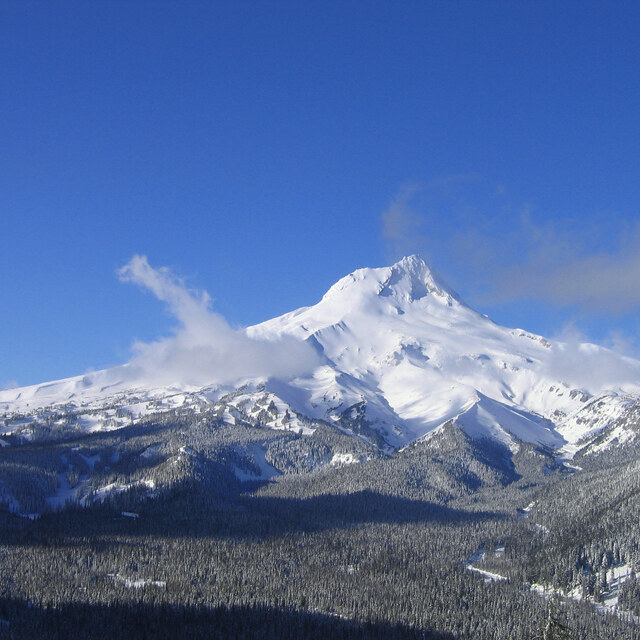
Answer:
1, 256, 639, 638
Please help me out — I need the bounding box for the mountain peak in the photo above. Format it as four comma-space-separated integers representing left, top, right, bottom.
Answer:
394, 254, 427, 271
321, 255, 461, 308
387, 255, 461, 303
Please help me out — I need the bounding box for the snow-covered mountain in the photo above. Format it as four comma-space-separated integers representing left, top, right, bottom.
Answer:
2, 255, 640, 457
249, 255, 640, 453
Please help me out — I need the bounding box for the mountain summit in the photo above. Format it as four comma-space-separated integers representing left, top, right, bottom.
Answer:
320, 255, 462, 309
2, 256, 640, 457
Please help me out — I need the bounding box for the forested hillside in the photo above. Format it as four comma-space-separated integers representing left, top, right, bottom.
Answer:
0, 407, 638, 638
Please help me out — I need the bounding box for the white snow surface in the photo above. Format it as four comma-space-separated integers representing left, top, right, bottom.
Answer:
107, 574, 165, 589
232, 444, 280, 482
2, 256, 640, 452
465, 545, 508, 583
529, 563, 638, 622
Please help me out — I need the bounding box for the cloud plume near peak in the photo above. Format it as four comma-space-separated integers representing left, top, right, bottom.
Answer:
117, 255, 321, 387
380, 178, 640, 316
541, 323, 640, 392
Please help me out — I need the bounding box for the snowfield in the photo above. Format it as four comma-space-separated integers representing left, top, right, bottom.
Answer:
2, 256, 640, 457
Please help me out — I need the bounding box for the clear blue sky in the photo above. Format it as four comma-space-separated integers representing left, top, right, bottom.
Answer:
2, 1, 639, 387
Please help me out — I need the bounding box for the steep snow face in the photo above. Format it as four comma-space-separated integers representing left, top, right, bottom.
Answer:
454, 393, 564, 452
2, 255, 640, 452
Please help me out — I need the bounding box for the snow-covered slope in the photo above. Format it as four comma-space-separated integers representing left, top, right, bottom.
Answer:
249, 256, 640, 451
2, 256, 640, 455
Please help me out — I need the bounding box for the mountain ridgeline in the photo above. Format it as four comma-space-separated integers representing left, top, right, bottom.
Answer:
1, 256, 639, 638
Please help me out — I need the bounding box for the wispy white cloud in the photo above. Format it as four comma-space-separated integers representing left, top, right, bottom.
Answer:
381, 178, 640, 314
603, 329, 640, 360
497, 239, 640, 313
542, 322, 640, 391
380, 183, 426, 260
117, 255, 321, 387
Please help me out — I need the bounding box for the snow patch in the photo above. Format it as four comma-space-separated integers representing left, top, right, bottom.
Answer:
233, 445, 280, 482
528, 563, 638, 623
91, 479, 155, 503
330, 452, 362, 466
107, 574, 165, 589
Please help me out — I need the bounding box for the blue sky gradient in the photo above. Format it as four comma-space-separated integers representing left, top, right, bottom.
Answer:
2, 1, 639, 386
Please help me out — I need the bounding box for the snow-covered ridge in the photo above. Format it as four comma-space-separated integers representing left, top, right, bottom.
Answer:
2, 256, 640, 455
